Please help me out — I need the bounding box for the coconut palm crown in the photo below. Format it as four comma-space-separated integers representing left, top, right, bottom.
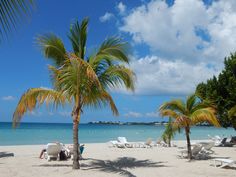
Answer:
13, 18, 135, 169
159, 94, 220, 159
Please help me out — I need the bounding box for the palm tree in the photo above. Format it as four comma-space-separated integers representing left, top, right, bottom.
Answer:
13, 18, 135, 169
0, 0, 35, 42
161, 118, 178, 147
159, 94, 220, 159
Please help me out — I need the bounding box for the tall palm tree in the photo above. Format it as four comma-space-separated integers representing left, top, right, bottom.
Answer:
0, 0, 35, 42
13, 18, 135, 169
159, 94, 220, 159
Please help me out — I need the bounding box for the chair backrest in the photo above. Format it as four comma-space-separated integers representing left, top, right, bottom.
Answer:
202, 142, 214, 150
118, 137, 127, 144
221, 138, 227, 144
192, 145, 202, 155
46, 143, 62, 156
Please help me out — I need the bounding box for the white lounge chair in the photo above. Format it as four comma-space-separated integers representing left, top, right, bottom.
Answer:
179, 144, 203, 158
45, 143, 62, 161
109, 140, 126, 148
213, 158, 236, 168
200, 141, 215, 154
117, 137, 134, 148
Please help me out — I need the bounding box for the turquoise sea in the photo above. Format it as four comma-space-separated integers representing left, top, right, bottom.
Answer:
0, 122, 235, 145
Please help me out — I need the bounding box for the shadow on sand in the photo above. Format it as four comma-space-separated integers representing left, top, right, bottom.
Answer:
83, 157, 167, 177
0, 152, 14, 158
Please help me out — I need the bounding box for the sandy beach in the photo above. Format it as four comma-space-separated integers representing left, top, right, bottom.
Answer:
0, 141, 235, 177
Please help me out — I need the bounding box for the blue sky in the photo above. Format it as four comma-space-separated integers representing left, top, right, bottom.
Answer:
1, 0, 236, 123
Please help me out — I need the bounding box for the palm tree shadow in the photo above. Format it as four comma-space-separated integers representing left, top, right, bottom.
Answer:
83, 157, 167, 177
0, 152, 14, 158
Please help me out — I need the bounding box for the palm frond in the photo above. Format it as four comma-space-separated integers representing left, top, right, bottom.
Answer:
190, 100, 216, 114
13, 88, 67, 127
0, 0, 35, 42
186, 94, 196, 112
89, 37, 130, 67
82, 90, 119, 116
98, 65, 135, 91
190, 108, 220, 127
159, 99, 186, 115
228, 105, 236, 117
36, 33, 66, 66
159, 109, 179, 119
68, 18, 88, 58
173, 116, 191, 128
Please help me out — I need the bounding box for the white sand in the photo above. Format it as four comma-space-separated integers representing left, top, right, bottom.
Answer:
0, 141, 236, 177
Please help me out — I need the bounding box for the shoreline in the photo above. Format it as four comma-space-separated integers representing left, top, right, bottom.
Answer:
0, 139, 213, 146
1, 142, 236, 177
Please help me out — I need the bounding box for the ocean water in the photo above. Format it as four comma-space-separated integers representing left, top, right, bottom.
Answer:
0, 122, 235, 145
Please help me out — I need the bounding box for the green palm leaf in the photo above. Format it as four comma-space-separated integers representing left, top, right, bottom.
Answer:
13, 88, 67, 127
98, 65, 135, 91
229, 105, 236, 117
89, 37, 130, 67
159, 99, 186, 115
68, 18, 88, 58
0, 0, 35, 42
37, 33, 66, 66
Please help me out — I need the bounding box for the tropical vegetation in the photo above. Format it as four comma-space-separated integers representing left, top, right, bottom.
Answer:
12, 18, 135, 169
229, 105, 236, 117
159, 94, 220, 159
196, 53, 236, 129
161, 118, 178, 147
0, 0, 35, 43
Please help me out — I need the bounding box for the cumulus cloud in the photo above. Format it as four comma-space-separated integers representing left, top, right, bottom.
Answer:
99, 12, 114, 22
2, 96, 15, 101
117, 2, 126, 14
120, 0, 236, 65
115, 0, 236, 95
130, 56, 219, 95
115, 55, 219, 95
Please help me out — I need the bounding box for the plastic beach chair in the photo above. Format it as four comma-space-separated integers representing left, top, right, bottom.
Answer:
213, 158, 236, 168
45, 143, 62, 161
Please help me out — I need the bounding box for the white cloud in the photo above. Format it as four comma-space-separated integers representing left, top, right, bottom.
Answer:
124, 111, 143, 118
145, 111, 159, 118
116, 55, 219, 95
99, 12, 114, 22
117, 2, 126, 15
116, 0, 236, 95
2, 96, 15, 101
120, 0, 236, 65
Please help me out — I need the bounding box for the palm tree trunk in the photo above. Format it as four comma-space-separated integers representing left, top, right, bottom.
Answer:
72, 119, 80, 169
168, 136, 171, 147
185, 126, 192, 159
